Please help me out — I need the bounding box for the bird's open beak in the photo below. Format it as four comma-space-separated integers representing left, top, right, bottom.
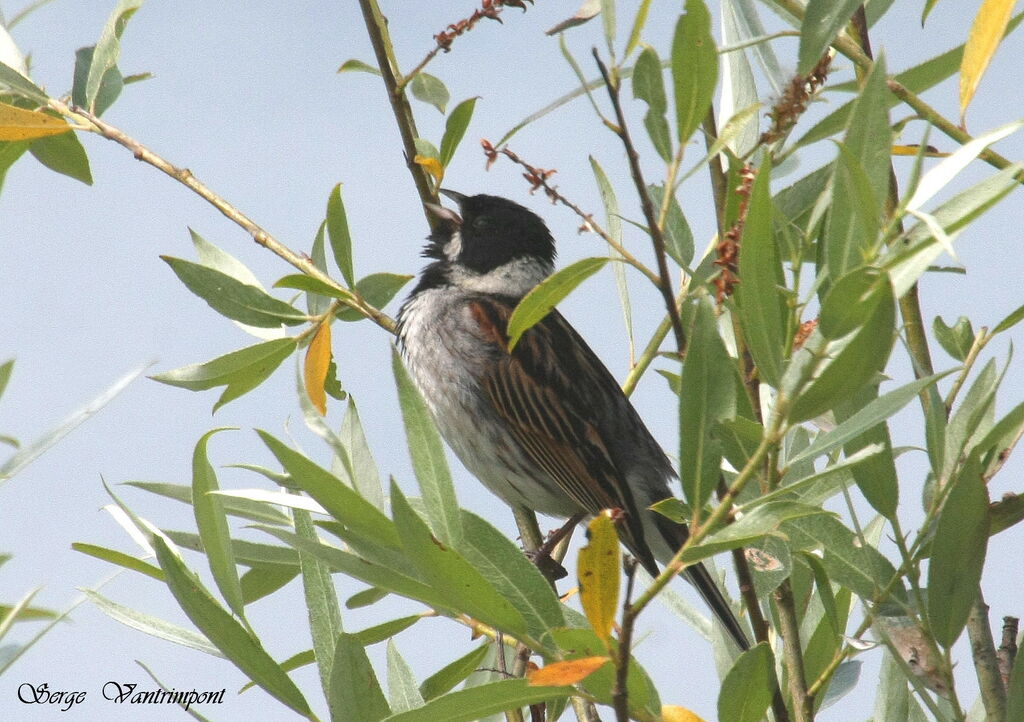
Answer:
439, 188, 468, 205
424, 202, 462, 226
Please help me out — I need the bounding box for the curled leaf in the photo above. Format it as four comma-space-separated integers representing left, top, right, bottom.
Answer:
303, 323, 332, 415
527, 656, 608, 686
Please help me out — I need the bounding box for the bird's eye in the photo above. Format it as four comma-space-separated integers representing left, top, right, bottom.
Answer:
472, 216, 489, 230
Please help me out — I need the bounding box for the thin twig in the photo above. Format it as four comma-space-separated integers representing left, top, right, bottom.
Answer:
968, 592, 1007, 721
998, 616, 1019, 688
612, 558, 639, 722
591, 49, 687, 354
485, 143, 663, 287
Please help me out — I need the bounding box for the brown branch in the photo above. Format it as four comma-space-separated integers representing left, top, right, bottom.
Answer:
402, 0, 534, 87
968, 593, 1007, 722
998, 616, 1019, 689
612, 558, 639, 722
357, 0, 438, 225
484, 142, 663, 287
591, 49, 686, 355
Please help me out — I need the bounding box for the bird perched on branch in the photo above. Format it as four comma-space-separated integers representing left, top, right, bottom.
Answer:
397, 189, 749, 650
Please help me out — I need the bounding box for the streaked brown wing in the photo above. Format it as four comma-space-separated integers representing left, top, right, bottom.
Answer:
466, 297, 654, 565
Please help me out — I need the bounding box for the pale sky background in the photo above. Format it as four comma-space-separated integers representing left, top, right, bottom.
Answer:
1, 1, 1023, 720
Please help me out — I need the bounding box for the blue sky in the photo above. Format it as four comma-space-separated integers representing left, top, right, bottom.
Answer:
1, 1, 1022, 720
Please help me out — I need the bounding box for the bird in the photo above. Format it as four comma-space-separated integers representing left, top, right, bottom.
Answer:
396, 189, 750, 650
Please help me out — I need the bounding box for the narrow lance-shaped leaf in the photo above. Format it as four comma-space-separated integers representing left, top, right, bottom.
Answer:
83, 589, 222, 658
528, 657, 609, 687
336, 272, 413, 321
162, 256, 307, 327
927, 454, 990, 647
671, 0, 717, 143
192, 427, 245, 617
386, 640, 425, 714
438, 97, 477, 168
0, 60, 48, 104
389, 482, 528, 637
632, 46, 672, 162
330, 632, 391, 722
151, 535, 311, 716
735, 161, 786, 387
679, 296, 735, 510
507, 257, 609, 350
150, 338, 297, 413
303, 323, 332, 415
84, 0, 144, 111
798, 0, 863, 74
327, 183, 355, 287
0, 103, 71, 141
72, 45, 123, 117
419, 644, 490, 701
589, 156, 633, 356
960, 0, 1017, 125
381, 679, 572, 722
577, 513, 620, 644
29, 131, 93, 185
390, 347, 461, 544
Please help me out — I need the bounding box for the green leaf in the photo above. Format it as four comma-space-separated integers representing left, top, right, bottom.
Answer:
240, 650, 316, 693
835, 385, 900, 518
671, 0, 717, 143
0, 61, 48, 104
330, 632, 391, 722
162, 256, 307, 327
338, 58, 381, 75
747, 444, 884, 510
72, 542, 164, 581
993, 301, 1024, 335
798, 0, 862, 74
347, 587, 389, 609
409, 73, 449, 114
307, 222, 330, 315
84, 0, 143, 112
718, 642, 776, 722
192, 427, 244, 617
340, 398, 386, 510
682, 502, 829, 562
0, 359, 13, 402
292, 508, 342, 709
336, 273, 413, 321
507, 257, 608, 350
625, 0, 654, 57
164, 530, 298, 568
29, 131, 92, 185
387, 640, 425, 714
381, 679, 571, 722
189, 228, 265, 289
590, 157, 633, 354
458, 511, 565, 640
150, 338, 297, 412
824, 55, 891, 281
632, 46, 672, 162
789, 370, 953, 466
438, 97, 477, 168
390, 482, 528, 638
274, 274, 352, 300
0, 139, 30, 196
419, 644, 490, 701
886, 164, 1021, 297
72, 46, 122, 117
391, 347, 461, 545
943, 358, 999, 476
152, 535, 311, 715
679, 296, 735, 509
353, 615, 421, 646
977, 400, 1024, 479
84, 589, 223, 658
927, 454, 989, 647
1, 364, 145, 483
933, 315, 975, 361
123, 480, 292, 525
257, 430, 401, 549
784, 270, 896, 424
1009, 620, 1024, 720
647, 183, 694, 267
239, 565, 299, 605
735, 161, 786, 387
327, 183, 355, 287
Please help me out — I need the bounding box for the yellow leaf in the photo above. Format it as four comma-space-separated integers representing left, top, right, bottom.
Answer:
303, 323, 332, 415
414, 154, 444, 183
0, 102, 71, 141
577, 511, 620, 643
891, 144, 948, 158
527, 657, 609, 686
960, 0, 1017, 126
661, 704, 707, 722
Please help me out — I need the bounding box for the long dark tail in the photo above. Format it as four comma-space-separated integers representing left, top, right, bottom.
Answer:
641, 513, 751, 651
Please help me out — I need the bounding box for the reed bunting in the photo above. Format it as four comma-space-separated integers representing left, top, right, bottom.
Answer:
397, 190, 749, 649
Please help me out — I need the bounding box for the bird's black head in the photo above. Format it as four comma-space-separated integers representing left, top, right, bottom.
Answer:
424, 190, 556, 274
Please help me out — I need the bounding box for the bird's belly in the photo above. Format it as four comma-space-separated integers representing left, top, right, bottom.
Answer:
398, 296, 576, 517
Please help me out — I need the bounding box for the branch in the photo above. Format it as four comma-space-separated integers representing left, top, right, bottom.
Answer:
49, 100, 396, 333
357, 0, 438, 223
612, 559, 639, 722
592, 49, 687, 354
968, 592, 1007, 722
776, 580, 815, 722
998, 616, 1019, 688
